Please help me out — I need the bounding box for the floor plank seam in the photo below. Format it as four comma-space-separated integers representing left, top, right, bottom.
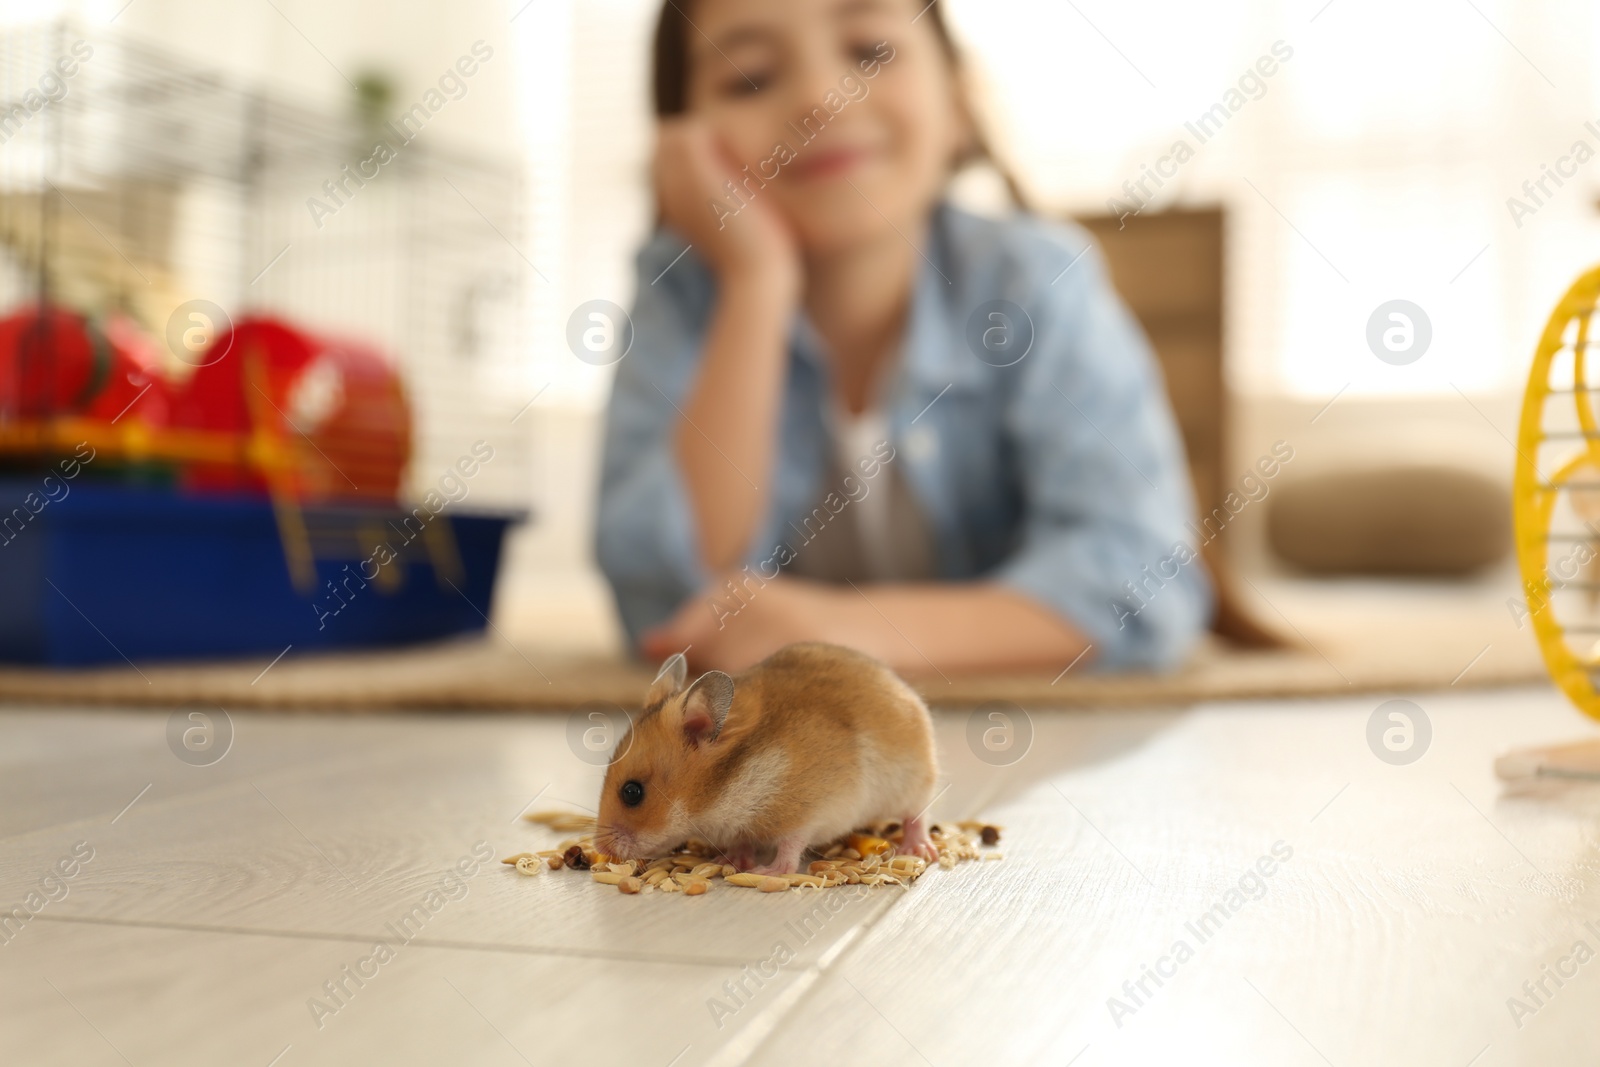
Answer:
724, 878, 929, 1065
0, 746, 433, 849
29, 911, 795, 969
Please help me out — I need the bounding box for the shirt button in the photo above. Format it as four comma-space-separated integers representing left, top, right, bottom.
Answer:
904, 425, 938, 463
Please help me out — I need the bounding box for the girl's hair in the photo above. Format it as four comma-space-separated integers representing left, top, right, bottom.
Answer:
649, 0, 1028, 207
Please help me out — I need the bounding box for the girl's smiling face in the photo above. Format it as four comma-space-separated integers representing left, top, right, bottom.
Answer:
680, 0, 970, 257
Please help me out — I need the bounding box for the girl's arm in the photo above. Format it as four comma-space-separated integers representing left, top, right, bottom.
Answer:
985, 233, 1212, 671
833, 583, 1094, 675
653, 120, 801, 571
640, 576, 1092, 677
673, 271, 794, 570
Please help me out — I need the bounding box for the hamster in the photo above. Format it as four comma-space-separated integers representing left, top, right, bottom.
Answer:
596, 642, 940, 875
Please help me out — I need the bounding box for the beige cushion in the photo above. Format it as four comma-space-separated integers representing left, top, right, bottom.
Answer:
1267, 465, 1510, 576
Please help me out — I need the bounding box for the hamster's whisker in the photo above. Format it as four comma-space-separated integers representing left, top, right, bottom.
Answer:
593, 822, 633, 858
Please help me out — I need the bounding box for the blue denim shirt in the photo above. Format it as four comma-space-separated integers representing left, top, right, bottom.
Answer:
595, 203, 1212, 670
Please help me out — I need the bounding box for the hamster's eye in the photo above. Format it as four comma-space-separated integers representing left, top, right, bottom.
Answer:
620, 780, 645, 807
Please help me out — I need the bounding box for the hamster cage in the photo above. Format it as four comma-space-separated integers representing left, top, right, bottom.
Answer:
0, 21, 531, 665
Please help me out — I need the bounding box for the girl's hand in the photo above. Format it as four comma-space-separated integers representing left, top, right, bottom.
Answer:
652, 118, 800, 295
639, 575, 868, 674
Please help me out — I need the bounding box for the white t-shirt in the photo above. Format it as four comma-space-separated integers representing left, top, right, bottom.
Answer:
831, 403, 897, 580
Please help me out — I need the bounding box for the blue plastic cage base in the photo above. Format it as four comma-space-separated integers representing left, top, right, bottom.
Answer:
0, 481, 525, 666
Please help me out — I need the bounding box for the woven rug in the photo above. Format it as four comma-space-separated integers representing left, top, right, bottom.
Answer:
0, 605, 1550, 711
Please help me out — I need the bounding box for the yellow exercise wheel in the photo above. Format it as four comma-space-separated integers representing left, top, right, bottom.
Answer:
1514, 262, 1600, 722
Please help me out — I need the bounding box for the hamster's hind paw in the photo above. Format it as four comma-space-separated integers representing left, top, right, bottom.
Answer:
749, 862, 795, 876
899, 814, 940, 863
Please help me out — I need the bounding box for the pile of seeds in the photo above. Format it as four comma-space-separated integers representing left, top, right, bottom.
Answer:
503, 812, 1002, 896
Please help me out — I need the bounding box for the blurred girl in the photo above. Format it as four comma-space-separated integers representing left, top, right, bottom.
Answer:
596, 0, 1212, 675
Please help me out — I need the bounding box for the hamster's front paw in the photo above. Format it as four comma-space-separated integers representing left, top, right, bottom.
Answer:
722, 843, 758, 871
749, 835, 807, 876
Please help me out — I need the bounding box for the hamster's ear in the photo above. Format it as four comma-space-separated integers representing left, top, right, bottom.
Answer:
680, 670, 734, 746
647, 652, 689, 705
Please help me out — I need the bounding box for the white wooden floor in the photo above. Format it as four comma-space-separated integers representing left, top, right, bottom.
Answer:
2, 687, 1597, 1067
